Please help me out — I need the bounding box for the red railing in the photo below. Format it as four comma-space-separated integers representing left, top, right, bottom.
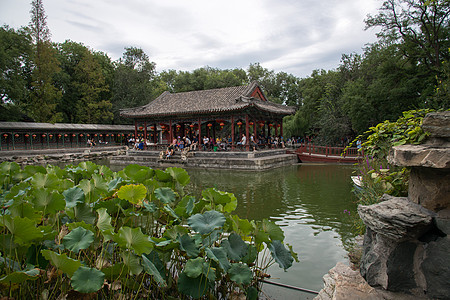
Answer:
297, 143, 359, 157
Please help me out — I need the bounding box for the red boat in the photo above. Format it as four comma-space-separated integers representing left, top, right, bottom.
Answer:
291, 143, 360, 164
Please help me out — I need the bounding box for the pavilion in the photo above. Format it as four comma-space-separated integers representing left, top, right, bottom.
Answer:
120, 81, 296, 151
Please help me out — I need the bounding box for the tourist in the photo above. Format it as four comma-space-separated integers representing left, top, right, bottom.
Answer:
190, 136, 198, 151
202, 136, 209, 151
250, 134, 257, 151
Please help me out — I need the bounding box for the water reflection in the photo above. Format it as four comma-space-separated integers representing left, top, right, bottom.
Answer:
186, 164, 357, 291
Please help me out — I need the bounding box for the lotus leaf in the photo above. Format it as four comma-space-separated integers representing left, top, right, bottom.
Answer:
177, 272, 212, 299
41, 249, 82, 277
228, 263, 252, 285
0, 268, 40, 284
154, 169, 173, 182
205, 247, 230, 271
63, 187, 85, 209
178, 234, 200, 258
121, 252, 143, 275
3, 215, 43, 245
62, 226, 94, 253
221, 233, 248, 261
154, 187, 176, 204
32, 189, 65, 214
71, 266, 105, 293
268, 240, 294, 271
142, 255, 167, 287
166, 167, 190, 186
117, 184, 147, 205
188, 210, 225, 235
31, 173, 60, 190
114, 226, 153, 255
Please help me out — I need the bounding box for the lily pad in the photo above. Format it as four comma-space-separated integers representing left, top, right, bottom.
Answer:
114, 226, 153, 255
62, 226, 94, 253
154, 187, 177, 204
268, 240, 294, 271
188, 210, 226, 235
221, 233, 248, 261
117, 184, 147, 205
41, 249, 82, 277
62, 187, 85, 208
228, 263, 252, 285
71, 266, 105, 293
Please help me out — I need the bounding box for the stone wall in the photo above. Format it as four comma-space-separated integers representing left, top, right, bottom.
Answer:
0, 146, 127, 166
358, 111, 450, 299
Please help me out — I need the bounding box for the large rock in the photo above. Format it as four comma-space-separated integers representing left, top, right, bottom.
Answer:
408, 167, 450, 211
421, 236, 450, 299
388, 144, 450, 169
314, 262, 423, 300
422, 111, 450, 139
358, 195, 434, 241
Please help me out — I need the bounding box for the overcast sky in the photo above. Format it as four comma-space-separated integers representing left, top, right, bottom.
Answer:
0, 0, 381, 78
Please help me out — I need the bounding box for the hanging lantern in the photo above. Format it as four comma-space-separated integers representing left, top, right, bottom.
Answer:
220, 122, 225, 129
106, 134, 109, 137
269, 124, 273, 128
58, 134, 61, 138
14, 134, 19, 137
277, 124, 281, 128
72, 134, 76, 137
42, 134, 46, 137
207, 123, 213, 128
32, 134, 37, 138
25, 134, 29, 138
2, 134, 7, 137
176, 124, 181, 131
49, 134, 53, 138
150, 126, 155, 130
80, 134, 83, 137
189, 124, 194, 128
237, 121, 242, 128
100, 134, 103, 137
139, 126, 143, 130
111, 134, 114, 137
259, 121, 264, 128
249, 122, 254, 126
64, 134, 68, 137
94, 134, 97, 137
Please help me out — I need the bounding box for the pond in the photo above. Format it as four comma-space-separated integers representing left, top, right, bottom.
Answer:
185, 164, 358, 293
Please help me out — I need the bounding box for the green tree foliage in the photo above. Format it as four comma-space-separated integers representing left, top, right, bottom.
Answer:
0, 26, 32, 121
28, 0, 62, 122
111, 47, 157, 123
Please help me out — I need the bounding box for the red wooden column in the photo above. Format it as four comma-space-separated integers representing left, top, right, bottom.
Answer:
144, 121, 147, 150
231, 116, 235, 150
280, 120, 284, 138
198, 118, 202, 150
134, 120, 138, 142
169, 120, 173, 144
245, 114, 249, 151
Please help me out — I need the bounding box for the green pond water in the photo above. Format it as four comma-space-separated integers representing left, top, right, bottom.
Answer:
185, 164, 358, 292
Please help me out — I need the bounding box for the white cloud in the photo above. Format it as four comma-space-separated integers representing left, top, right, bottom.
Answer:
0, 0, 381, 78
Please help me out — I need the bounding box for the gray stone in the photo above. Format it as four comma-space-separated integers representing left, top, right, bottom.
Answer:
422, 111, 450, 139
315, 262, 423, 300
388, 144, 450, 169
386, 242, 418, 293
358, 195, 434, 241
408, 167, 450, 212
422, 236, 450, 299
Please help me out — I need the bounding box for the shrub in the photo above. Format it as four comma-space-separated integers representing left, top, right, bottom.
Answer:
0, 161, 297, 299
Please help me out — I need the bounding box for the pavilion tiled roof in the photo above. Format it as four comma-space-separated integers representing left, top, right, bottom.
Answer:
120, 81, 296, 119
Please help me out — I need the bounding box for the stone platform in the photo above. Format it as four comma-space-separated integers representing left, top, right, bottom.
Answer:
110, 148, 298, 170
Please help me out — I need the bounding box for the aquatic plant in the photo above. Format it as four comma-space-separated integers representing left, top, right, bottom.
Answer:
0, 161, 297, 299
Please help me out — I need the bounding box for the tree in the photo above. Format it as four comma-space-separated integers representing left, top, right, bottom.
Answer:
28, 0, 62, 122
111, 47, 157, 123
365, 0, 450, 73
0, 25, 32, 121
74, 50, 112, 124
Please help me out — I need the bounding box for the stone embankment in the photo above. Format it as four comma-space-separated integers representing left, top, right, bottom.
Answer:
315, 111, 450, 300
0, 146, 127, 166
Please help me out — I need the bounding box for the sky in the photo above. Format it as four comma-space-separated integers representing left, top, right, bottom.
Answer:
0, 0, 381, 78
